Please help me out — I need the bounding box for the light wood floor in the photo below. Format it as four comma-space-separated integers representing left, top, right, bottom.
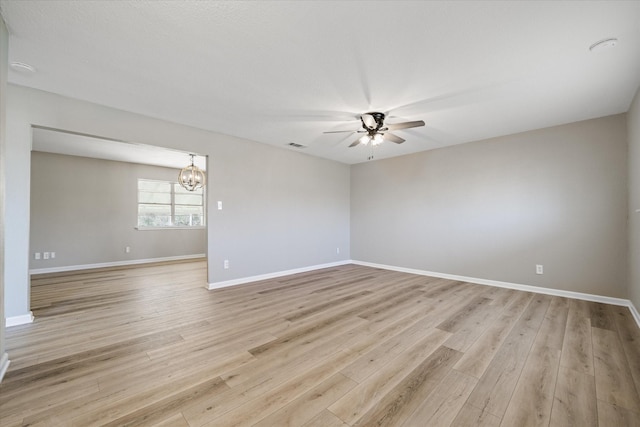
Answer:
1, 260, 639, 426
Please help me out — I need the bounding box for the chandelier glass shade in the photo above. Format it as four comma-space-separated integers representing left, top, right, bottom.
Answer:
178, 154, 206, 192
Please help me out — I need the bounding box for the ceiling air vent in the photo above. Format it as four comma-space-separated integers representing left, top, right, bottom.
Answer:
287, 142, 306, 148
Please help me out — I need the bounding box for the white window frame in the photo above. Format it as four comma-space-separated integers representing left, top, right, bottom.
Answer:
136, 178, 206, 230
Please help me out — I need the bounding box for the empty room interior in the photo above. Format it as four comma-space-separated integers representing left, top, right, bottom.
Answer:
1, 1, 640, 426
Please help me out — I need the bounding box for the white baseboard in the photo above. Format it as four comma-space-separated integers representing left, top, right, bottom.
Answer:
207, 258, 639, 329
29, 254, 206, 275
207, 260, 352, 290
352, 260, 640, 329
6, 311, 34, 327
0, 352, 9, 383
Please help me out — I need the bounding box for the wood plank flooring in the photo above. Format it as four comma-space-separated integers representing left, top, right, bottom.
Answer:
1, 260, 639, 426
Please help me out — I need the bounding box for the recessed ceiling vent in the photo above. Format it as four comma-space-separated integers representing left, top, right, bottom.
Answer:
287, 142, 306, 148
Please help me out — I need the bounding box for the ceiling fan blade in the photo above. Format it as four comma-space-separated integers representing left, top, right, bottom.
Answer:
325, 129, 367, 135
383, 132, 405, 144
323, 129, 357, 134
361, 114, 376, 130
349, 137, 363, 147
385, 120, 425, 131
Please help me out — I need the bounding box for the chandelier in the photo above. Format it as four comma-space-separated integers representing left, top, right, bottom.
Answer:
178, 154, 206, 191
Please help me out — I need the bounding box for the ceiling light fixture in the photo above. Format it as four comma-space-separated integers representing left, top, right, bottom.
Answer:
359, 133, 386, 146
324, 112, 424, 152
10, 61, 36, 73
371, 134, 384, 145
178, 154, 205, 192
589, 38, 618, 52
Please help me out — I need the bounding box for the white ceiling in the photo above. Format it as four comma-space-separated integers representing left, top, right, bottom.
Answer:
2, 1, 640, 164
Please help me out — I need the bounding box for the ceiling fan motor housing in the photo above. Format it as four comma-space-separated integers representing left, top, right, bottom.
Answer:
361, 112, 386, 131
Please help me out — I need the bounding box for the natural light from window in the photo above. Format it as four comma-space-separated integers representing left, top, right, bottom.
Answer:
137, 179, 205, 228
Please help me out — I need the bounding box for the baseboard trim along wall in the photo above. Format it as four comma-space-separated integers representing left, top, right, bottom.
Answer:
6, 311, 34, 328
16, 258, 640, 331
207, 259, 640, 328
0, 352, 10, 383
352, 260, 640, 329
28, 254, 206, 275
207, 260, 352, 290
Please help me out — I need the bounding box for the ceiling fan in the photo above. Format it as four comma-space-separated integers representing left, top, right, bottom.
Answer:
324, 112, 425, 148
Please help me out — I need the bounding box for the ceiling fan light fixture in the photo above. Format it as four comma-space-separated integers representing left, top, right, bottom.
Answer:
334, 111, 425, 151
359, 135, 371, 145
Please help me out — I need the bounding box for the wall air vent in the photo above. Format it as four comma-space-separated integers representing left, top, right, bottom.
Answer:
287, 142, 306, 148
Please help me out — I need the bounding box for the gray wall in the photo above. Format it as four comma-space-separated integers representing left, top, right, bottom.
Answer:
351, 114, 628, 298
211, 141, 350, 279
30, 152, 206, 270
5, 85, 351, 319
629, 88, 640, 311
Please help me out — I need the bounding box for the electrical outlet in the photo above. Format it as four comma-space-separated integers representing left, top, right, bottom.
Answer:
218, 201, 223, 210
51, 252, 56, 259
125, 246, 131, 253
224, 259, 229, 269
43, 252, 50, 260
34, 252, 41, 260
336, 247, 340, 254
536, 264, 544, 275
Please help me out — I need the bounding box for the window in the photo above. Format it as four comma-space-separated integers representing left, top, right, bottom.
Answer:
137, 179, 205, 228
